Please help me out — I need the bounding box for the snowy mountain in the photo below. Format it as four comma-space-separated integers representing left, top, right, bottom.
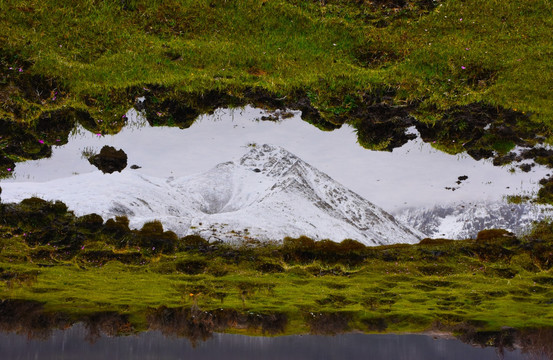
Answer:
0, 144, 422, 246
395, 201, 553, 239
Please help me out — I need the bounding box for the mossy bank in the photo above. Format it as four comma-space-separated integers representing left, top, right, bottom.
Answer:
2, 0, 553, 349
1, 198, 553, 342
1, 0, 552, 125
2, 0, 553, 198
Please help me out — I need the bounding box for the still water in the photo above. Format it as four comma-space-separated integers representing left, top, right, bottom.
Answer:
2, 106, 548, 213
0, 325, 532, 360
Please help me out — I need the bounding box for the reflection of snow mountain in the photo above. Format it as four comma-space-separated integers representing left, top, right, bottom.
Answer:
1, 144, 422, 246
395, 202, 553, 239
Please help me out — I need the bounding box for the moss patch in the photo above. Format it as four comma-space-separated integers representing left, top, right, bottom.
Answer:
1, 199, 553, 337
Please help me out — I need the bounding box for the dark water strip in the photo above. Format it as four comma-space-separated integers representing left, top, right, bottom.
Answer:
0, 325, 530, 360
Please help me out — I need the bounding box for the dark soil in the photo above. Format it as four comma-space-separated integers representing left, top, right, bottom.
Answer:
307, 312, 351, 335
351, 104, 417, 151
141, 86, 339, 132
0, 299, 69, 339
147, 306, 287, 344
538, 176, 553, 204
0, 108, 91, 175
416, 103, 541, 159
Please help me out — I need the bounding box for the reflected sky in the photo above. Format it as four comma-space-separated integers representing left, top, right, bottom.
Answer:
2, 106, 548, 212
0, 325, 530, 360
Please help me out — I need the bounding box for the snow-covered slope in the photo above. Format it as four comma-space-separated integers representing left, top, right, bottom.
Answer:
395, 201, 553, 239
1, 144, 422, 245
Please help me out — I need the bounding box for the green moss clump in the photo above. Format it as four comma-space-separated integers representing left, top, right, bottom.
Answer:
1, 199, 553, 338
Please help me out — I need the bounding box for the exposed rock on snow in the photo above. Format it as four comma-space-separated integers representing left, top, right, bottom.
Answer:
395, 201, 553, 239
1, 144, 422, 245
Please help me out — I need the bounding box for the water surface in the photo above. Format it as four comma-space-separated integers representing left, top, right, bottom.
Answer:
2, 107, 547, 213
0, 326, 531, 360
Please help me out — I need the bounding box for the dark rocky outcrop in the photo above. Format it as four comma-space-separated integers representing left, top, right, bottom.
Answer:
88, 146, 127, 173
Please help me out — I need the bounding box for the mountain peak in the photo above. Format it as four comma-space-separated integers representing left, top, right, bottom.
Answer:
238, 144, 301, 177
1, 144, 422, 245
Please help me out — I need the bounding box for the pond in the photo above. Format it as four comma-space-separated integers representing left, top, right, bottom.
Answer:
1, 106, 553, 359
1, 106, 551, 240
0, 325, 540, 360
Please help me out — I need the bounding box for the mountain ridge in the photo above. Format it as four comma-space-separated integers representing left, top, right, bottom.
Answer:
1, 144, 423, 245
395, 201, 553, 239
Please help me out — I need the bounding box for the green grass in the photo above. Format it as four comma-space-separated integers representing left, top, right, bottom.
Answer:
2, 238, 553, 335
1, 200, 553, 336
1, 0, 552, 128
2, 0, 553, 340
